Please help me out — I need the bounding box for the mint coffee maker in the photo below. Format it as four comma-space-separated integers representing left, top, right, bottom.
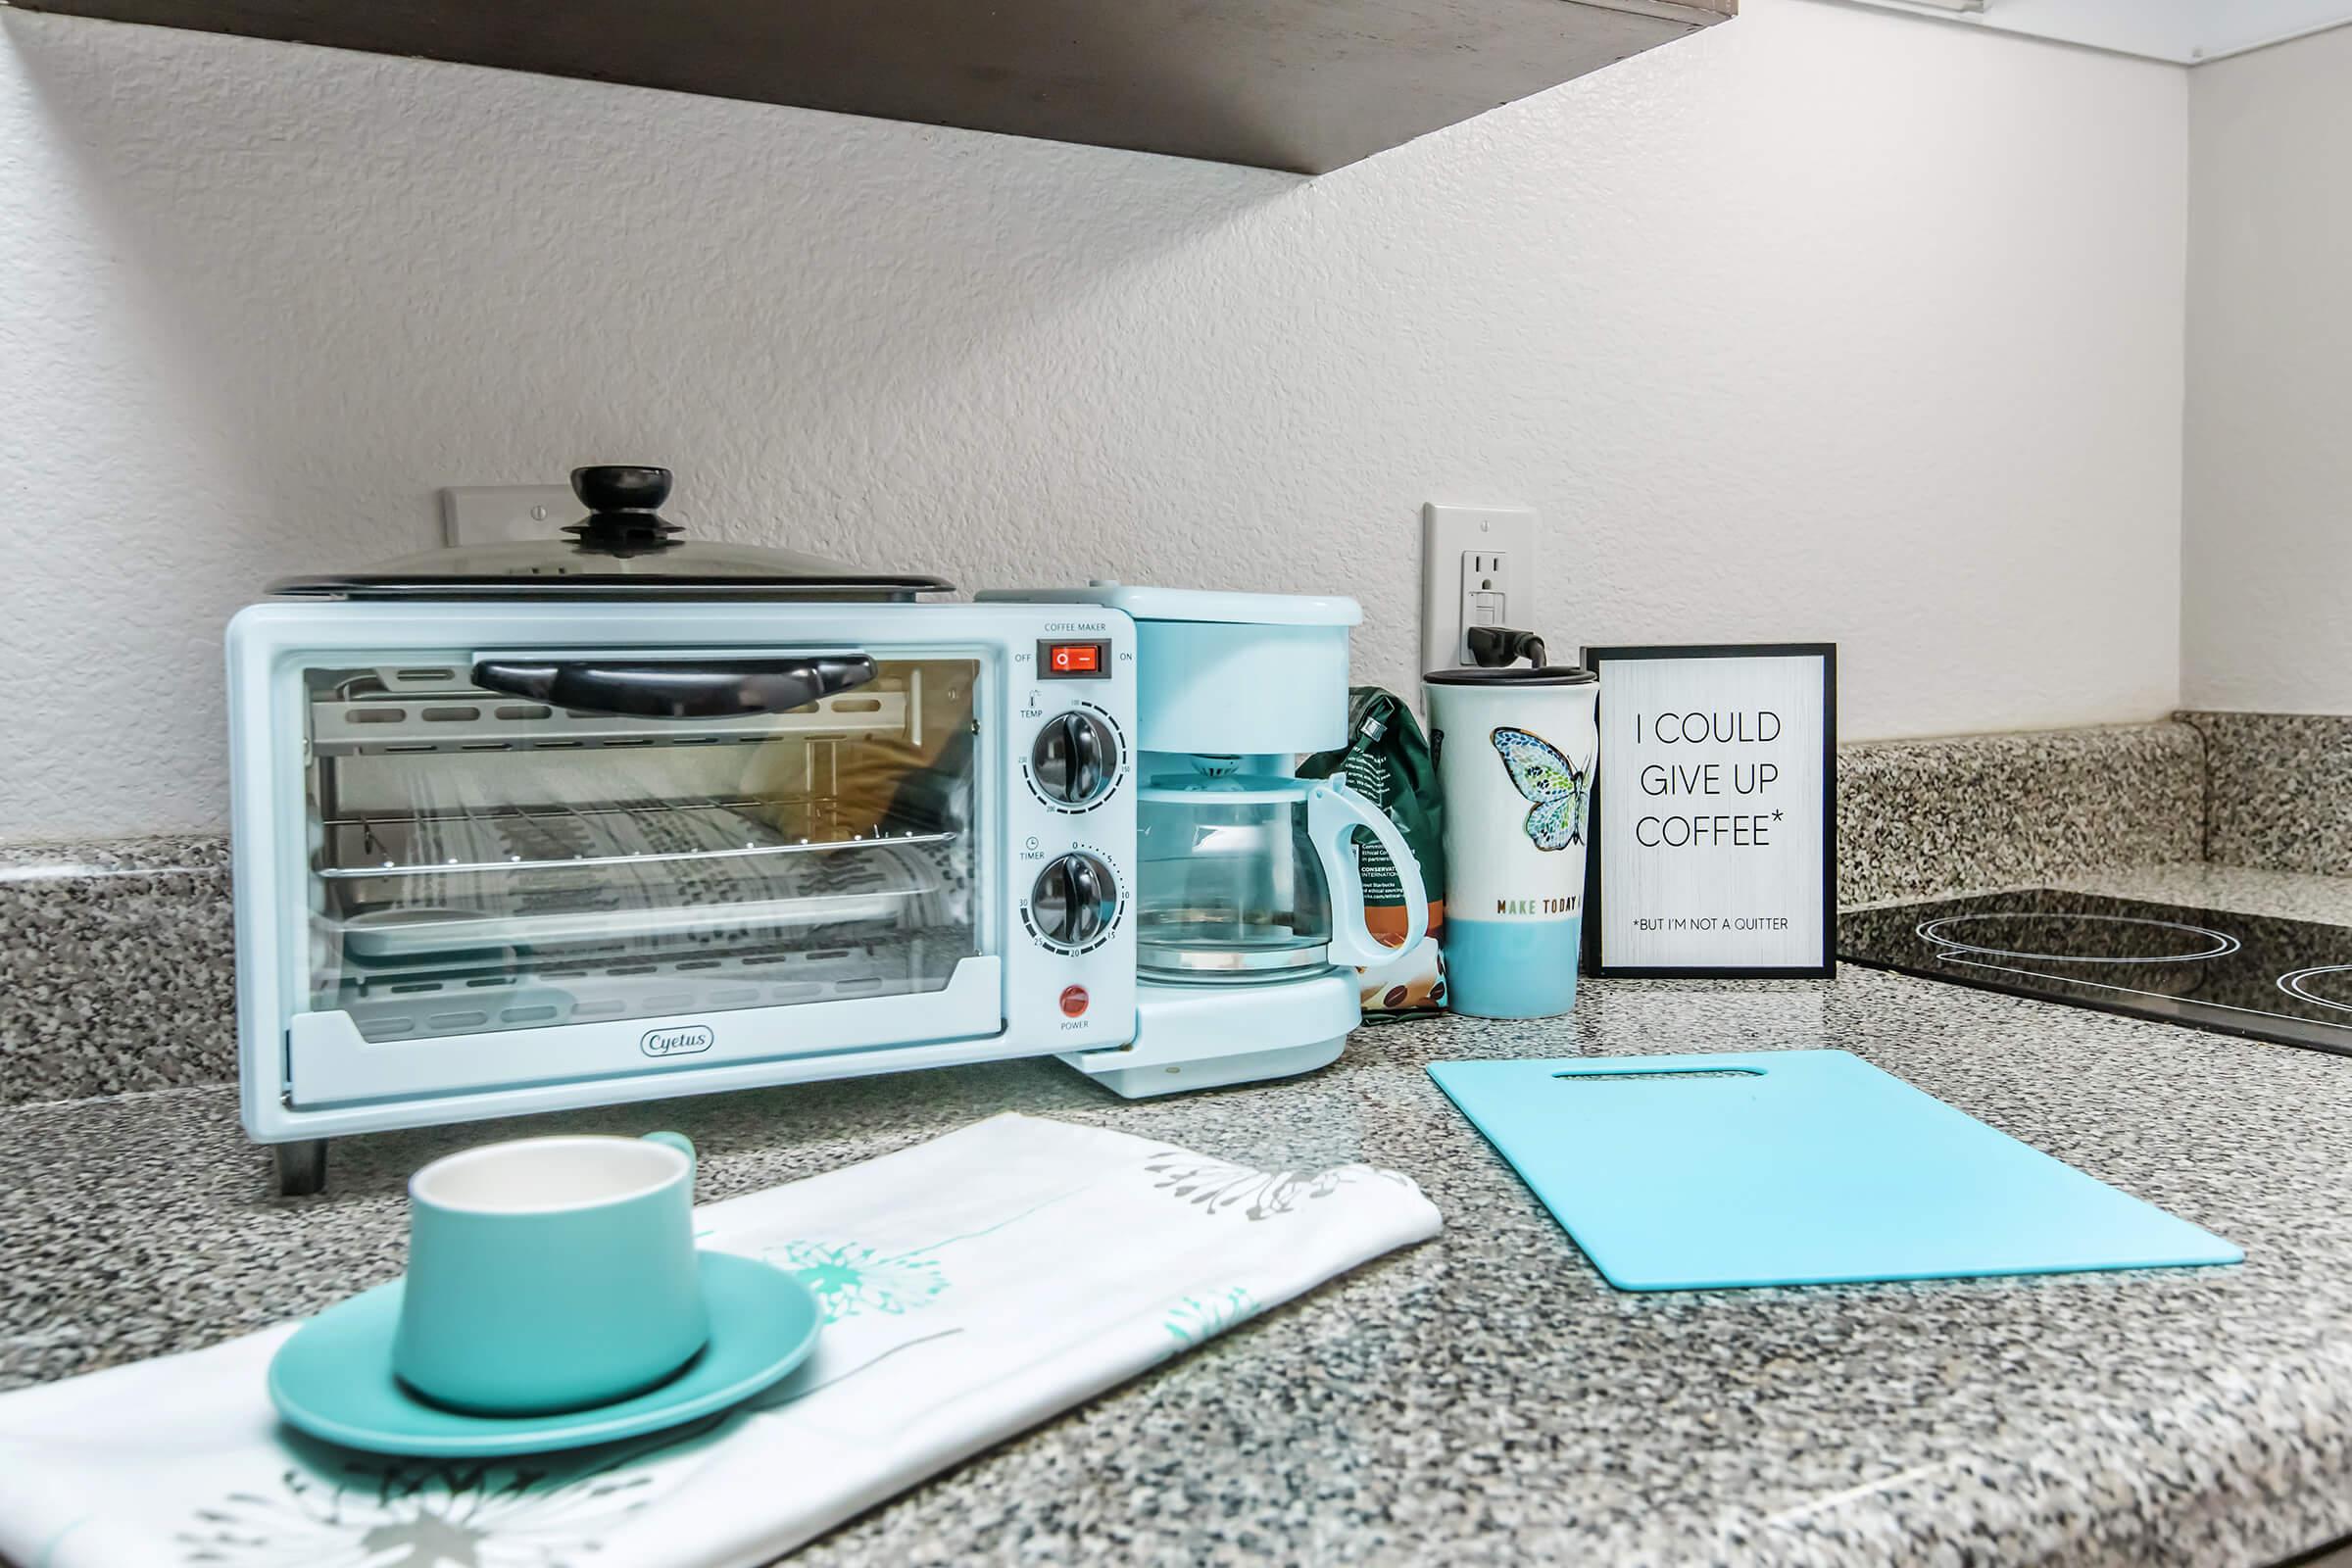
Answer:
989, 584, 1427, 1097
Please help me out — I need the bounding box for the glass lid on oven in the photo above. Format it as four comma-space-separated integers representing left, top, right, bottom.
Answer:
268, 466, 956, 602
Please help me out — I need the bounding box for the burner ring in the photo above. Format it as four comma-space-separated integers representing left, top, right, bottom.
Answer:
2278, 965, 2352, 1015
1918, 912, 2241, 965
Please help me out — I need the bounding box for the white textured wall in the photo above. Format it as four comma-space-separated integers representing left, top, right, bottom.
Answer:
2182, 24, 2352, 713
0, 0, 2187, 841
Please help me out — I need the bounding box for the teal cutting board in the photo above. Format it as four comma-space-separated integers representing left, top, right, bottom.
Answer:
1427, 1050, 2240, 1290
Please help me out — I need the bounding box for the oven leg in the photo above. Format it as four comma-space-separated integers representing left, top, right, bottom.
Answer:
274, 1139, 328, 1198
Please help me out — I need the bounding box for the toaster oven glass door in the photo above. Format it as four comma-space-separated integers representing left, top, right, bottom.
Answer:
299, 653, 982, 1053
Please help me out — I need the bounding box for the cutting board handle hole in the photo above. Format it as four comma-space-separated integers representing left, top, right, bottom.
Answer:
1551, 1066, 1765, 1083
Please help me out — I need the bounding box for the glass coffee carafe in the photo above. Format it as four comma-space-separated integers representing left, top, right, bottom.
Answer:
1135, 761, 1424, 984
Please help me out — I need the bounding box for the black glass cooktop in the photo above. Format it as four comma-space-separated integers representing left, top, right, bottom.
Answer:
1839, 888, 2352, 1058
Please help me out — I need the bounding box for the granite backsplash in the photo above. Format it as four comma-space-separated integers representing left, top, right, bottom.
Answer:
2176, 710, 2352, 879
1836, 721, 2205, 906
0, 716, 2319, 1106
0, 837, 237, 1103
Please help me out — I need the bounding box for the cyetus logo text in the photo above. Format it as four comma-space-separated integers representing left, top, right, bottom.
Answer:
640, 1024, 715, 1058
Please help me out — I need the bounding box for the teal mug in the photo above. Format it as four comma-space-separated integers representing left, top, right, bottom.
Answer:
392, 1131, 706, 1414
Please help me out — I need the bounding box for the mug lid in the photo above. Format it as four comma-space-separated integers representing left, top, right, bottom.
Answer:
1425, 664, 1596, 686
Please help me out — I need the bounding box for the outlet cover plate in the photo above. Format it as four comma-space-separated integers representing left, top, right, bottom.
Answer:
441, 484, 576, 548
1421, 503, 1538, 675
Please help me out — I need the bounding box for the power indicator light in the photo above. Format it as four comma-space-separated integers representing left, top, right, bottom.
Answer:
1059, 985, 1091, 1017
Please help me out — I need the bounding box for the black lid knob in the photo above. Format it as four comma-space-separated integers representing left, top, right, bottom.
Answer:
565, 466, 681, 557
571, 465, 671, 512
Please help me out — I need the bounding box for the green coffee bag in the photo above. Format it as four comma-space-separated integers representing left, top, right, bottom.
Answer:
1298, 688, 1448, 1013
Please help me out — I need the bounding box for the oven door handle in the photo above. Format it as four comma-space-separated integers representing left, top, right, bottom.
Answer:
469, 655, 878, 718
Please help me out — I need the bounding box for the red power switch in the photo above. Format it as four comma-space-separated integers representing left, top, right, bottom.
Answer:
1058, 985, 1091, 1018
1049, 644, 1101, 673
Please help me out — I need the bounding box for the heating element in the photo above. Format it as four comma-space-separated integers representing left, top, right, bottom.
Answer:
1839, 888, 2352, 1058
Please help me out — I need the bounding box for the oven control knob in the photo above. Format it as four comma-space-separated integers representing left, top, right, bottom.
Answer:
1031, 853, 1119, 951
1031, 711, 1118, 807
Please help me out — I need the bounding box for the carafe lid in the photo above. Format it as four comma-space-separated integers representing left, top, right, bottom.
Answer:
268, 466, 956, 602
1138, 773, 1311, 804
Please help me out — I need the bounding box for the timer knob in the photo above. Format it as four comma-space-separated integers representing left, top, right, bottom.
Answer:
1032, 711, 1118, 806
1031, 853, 1118, 951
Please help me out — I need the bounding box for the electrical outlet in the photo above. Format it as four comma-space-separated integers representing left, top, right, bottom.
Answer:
1421, 503, 1537, 674
440, 484, 577, 548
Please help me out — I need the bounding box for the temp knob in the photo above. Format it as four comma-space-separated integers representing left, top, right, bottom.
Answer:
1031, 853, 1119, 951
1031, 711, 1118, 807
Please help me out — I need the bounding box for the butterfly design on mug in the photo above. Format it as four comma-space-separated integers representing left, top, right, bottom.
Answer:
1491, 726, 1591, 852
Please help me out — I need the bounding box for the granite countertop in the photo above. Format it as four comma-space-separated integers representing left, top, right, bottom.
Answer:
4, 863, 2351, 1567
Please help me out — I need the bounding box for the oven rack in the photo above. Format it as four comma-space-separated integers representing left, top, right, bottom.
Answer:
333, 888, 929, 959
318, 799, 956, 881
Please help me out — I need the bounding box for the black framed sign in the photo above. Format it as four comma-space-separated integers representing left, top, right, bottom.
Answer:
1579, 644, 1837, 977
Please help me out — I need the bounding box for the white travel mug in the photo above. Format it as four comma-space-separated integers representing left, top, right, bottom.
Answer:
1425, 653, 1599, 1018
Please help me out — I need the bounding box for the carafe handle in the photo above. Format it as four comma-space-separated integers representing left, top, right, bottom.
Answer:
1305, 781, 1429, 971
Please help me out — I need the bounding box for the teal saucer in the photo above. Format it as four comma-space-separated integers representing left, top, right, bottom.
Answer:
268, 1250, 822, 1457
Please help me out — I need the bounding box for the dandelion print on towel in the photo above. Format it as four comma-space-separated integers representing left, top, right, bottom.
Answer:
1162, 1287, 1259, 1349
769, 1188, 1084, 1324
771, 1241, 950, 1322
1142, 1153, 1370, 1221
176, 1417, 720, 1568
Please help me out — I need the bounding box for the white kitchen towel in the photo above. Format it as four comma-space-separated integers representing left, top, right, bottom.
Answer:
0, 1112, 1440, 1568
